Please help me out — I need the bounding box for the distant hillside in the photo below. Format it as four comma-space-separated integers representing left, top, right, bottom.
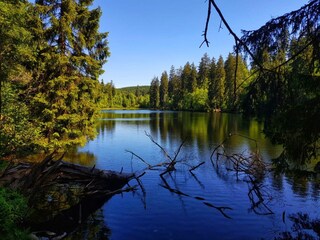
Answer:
117, 85, 150, 95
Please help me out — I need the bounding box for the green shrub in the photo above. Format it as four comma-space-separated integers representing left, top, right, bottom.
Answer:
0, 188, 30, 239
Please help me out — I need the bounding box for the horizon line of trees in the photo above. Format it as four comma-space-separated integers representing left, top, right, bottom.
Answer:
149, 52, 249, 112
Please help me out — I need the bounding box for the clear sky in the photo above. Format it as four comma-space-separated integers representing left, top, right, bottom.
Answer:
94, 0, 306, 88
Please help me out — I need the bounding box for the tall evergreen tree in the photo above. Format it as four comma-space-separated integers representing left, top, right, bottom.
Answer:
208, 57, 216, 108
181, 62, 192, 93
198, 53, 211, 89
224, 53, 248, 110
168, 66, 175, 99
31, 0, 110, 148
149, 77, 160, 109
188, 63, 198, 93
210, 56, 225, 109
171, 68, 183, 110
159, 71, 168, 109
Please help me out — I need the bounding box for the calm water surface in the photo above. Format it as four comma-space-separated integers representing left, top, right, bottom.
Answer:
67, 110, 319, 240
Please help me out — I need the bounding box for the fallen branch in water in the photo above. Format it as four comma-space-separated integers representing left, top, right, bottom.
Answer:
210, 133, 274, 215
189, 162, 205, 173
126, 133, 233, 218
160, 173, 233, 219
0, 153, 135, 234
127, 132, 187, 177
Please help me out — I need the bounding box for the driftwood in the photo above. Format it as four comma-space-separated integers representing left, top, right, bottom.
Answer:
127, 132, 233, 219
210, 134, 274, 215
0, 153, 134, 236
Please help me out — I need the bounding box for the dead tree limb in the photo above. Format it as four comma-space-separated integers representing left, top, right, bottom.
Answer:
126, 150, 153, 168
199, 0, 212, 48
189, 162, 205, 173
145, 131, 173, 162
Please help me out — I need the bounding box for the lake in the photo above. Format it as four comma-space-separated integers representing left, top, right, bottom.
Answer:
65, 110, 319, 240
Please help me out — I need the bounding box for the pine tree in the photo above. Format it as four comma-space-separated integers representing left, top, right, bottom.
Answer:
31, 0, 110, 149
189, 63, 198, 93
149, 77, 160, 109
159, 71, 168, 109
181, 62, 192, 93
208, 57, 216, 108
198, 53, 211, 89
168, 66, 182, 109
211, 56, 225, 109
224, 53, 248, 110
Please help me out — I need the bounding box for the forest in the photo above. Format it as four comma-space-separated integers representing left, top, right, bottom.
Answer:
0, 0, 319, 238
1, 0, 318, 162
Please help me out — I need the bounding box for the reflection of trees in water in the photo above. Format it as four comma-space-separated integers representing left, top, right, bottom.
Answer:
271, 168, 320, 199
64, 149, 96, 166
151, 112, 278, 159
275, 212, 320, 240
100, 111, 280, 161
65, 209, 111, 240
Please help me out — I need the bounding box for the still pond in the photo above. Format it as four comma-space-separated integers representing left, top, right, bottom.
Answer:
65, 110, 319, 239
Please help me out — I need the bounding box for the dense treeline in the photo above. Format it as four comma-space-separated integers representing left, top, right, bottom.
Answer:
98, 82, 149, 109
149, 53, 249, 112
0, 0, 109, 157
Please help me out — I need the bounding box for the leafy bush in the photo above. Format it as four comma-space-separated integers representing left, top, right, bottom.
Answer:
0, 188, 30, 239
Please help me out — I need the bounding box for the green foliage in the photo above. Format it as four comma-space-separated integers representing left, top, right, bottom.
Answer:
159, 71, 169, 109
0, 0, 110, 156
0, 82, 40, 157
99, 84, 150, 109
197, 53, 211, 89
224, 53, 249, 111
208, 56, 225, 110
0, 187, 30, 239
149, 52, 249, 112
239, 1, 320, 164
149, 77, 160, 109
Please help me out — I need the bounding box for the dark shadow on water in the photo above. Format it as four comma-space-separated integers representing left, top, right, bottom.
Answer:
29, 196, 113, 239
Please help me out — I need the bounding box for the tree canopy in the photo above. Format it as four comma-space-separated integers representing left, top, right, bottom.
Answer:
0, 0, 110, 156
202, 0, 320, 164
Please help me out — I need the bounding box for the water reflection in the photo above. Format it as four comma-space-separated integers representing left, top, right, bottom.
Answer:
99, 110, 281, 161
65, 209, 111, 240
70, 110, 319, 239
64, 148, 96, 166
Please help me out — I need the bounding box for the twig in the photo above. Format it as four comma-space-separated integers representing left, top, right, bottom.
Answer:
189, 162, 205, 173
126, 150, 152, 168
145, 131, 173, 162
172, 138, 186, 162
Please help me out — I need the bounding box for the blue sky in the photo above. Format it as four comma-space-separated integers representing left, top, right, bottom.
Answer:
95, 0, 306, 88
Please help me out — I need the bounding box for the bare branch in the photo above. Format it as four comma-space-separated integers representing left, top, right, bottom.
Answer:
205, 0, 265, 71
145, 131, 173, 162
125, 150, 152, 168
199, 0, 212, 48
172, 138, 186, 162
189, 161, 205, 173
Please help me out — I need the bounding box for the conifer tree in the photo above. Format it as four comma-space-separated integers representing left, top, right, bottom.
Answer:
168, 66, 175, 99
224, 53, 248, 110
181, 62, 192, 93
189, 63, 198, 93
31, 0, 110, 148
149, 77, 160, 109
210, 56, 225, 109
171, 67, 183, 110
159, 71, 168, 109
198, 53, 211, 89
208, 57, 216, 108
